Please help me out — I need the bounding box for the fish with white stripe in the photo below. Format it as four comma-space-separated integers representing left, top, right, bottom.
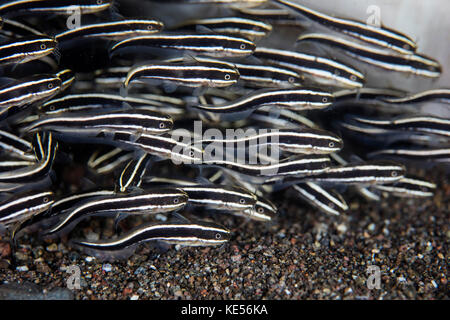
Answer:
292, 182, 348, 216
0, 0, 113, 18
274, 0, 416, 54
111, 33, 256, 58
72, 220, 231, 257
253, 47, 365, 88
124, 56, 240, 89
0, 35, 57, 67
171, 16, 272, 41
296, 33, 441, 78
45, 188, 189, 235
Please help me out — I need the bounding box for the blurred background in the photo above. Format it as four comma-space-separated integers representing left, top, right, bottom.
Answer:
118, 0, 449, 115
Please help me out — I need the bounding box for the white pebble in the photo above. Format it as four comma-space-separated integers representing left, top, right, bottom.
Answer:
102, 263, 112, 272
16, 266, 28, 272
130, 295, 139, 300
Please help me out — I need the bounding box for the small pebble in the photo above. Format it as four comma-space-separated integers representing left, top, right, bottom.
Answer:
16, 266, 29, 272
102, 264, 112, 272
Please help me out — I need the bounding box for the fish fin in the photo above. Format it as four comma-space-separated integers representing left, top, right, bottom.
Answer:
0, 76, 16, 87
195, 175, 214, 185
71, 239, 139, 262
152, 240, 171, 253
195, 25, 215, 35
161, 81, 178, 93
244, 55, 264, 65
192, 86, 207, 97
171, 212, 191, 223
119, 84, 129, 97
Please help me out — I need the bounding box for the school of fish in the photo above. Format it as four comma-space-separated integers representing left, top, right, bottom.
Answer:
0, 0, 448, 262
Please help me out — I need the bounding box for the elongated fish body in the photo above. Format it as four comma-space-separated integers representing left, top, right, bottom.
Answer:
88, 147, 134, 175
39, 93, 162, 115
351, 115, 450, 138
73, 220, 231, 252
199, 128, 343, 154
368, 147, 450, 163
0, 129, 35, 161
235, 63, 303, 88
179, 185, 257, 211
111, 34, 256, 58
0, 190, 54, 226
372, 176, 436, 198
0, 160, 36, 172
333, 87, 405, 104
112, 131, 204, 164
297, 34, 441, 78
0, 74, 61, 112
275, 0, 416, 54
147, 0, 266, 6
124, 58, 240, 88
50, 189, 116, 217
173, 17, 272, 41
0, 18, 45, 38
302, 161, 406, 185
56, 20, 164, 47
23, 109, 174, 136
0, 0, 113, 18
94, 66, 129, 88
0, 35, 57, 67
0, 132, 57, 183
251, 107, 318, 129
233, 7, 301, 26
254, 47, 364, 88
195, 88, 334, 117
118, 153, 152, 192
292, 182, 348, 216
382, 89, 450, 104
203, 154, 331, 178
46, 188, 189, 234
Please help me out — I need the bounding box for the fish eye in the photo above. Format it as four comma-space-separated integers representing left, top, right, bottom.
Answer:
350, 75, 357, 81
40, 44, 47, 50
322, 97, 328, 103
328, 203, 335, 209
224, 74, 231, 80
215, 233, 222, 240
288, 77, 295, 83
159, 122, 165, 129
48, 83, 53, 89
147, 25, 153, 30
257, 207, 264, 214
189, 150, 195, 157
321, 162, 328, 169
239, 198, 246, 204
173, 198, 179, 204
49, 105, 55, 111
96, 0, 103, 4
240, 44, 246, 50
391, 171, 398, 177
43, 197, 49, 203
328, 142, 335, 148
